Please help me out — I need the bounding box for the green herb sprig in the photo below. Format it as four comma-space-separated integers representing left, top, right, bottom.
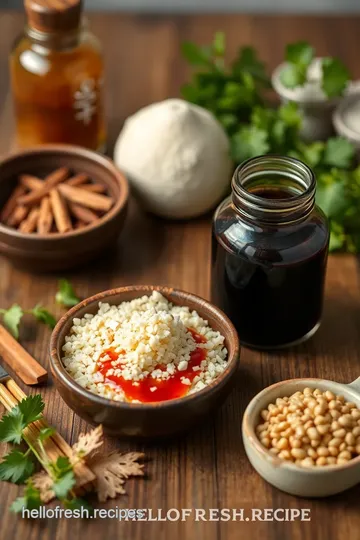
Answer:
56, 279, 81, 308
0, 304, 56, 339
181, 33, 359, 252
181, 31, 270, 139
280, 40, 350, 98
0, 395, 87, 512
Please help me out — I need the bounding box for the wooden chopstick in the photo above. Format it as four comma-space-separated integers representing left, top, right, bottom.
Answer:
0, 325, 47, 385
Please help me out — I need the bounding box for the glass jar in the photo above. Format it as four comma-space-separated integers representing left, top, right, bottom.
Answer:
211, 155, 329, 350
10, 0, 106, 151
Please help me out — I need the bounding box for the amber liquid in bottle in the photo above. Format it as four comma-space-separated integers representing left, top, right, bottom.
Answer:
10, 13, 106, 151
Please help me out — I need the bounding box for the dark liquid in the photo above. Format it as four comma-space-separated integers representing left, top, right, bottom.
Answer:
211, 187, 329, 349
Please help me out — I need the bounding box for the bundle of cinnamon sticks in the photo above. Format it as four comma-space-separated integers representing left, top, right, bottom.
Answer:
0, 167, 114, 234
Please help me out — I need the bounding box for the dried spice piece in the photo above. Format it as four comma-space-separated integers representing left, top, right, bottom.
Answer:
58, 183, 113, 212
31, 470, 54, 503
19, 207, 40, 233
0, 185, 26, 222
37, 196, 53, 234
71, 425, 103, 460
18, 167, 70, 206
89, 451, 145, 502
68, 203, 99, 224
1, 168, 111, 235
50, 189, 72, 233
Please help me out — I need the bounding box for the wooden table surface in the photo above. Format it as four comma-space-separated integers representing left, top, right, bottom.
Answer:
1, 10, 360, 540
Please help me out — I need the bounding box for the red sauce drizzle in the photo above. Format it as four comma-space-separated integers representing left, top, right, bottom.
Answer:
97, 328, 207, 403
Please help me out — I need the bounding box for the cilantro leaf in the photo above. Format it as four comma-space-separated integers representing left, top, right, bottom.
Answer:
56, 279, 81, 307
321, 57, 350, 98
53, 470, 76, 500
231, 126, 269, 163
11, 481, 41, 513
38, 426, 55, 442
181, 42, 212, 67
233, 46, 270, 86
278, 102, 302, 128
30, 304, 57, 329
0, 304, 24, 339
316, 179, 348, 219
285, 41, 314, 67
64, 497, 93, 515
50, 456, 75, 500
323, 137, 355, 169
10, 497, 27, 514
0, 450, 34, 484
212, 31, 225, 57
280, 63, 307, 89
54, 455, 72, 474
18, 395, 45, 425
293, 141, 325, 168
280, 41, 314, 89
329, 221, 346, 252
0, 410, 25, 444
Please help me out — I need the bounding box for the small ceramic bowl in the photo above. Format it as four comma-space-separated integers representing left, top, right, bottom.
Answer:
0, 145, 129, 271
271, 59, 339, 141
50, 285, 240, 439
242, 377, 360, 497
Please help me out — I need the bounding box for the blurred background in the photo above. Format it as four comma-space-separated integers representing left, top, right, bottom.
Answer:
1, 0, 360, 12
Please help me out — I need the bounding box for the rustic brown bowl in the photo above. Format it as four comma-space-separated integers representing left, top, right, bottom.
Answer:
50, 285, 240, 439
0, 145, 129, 271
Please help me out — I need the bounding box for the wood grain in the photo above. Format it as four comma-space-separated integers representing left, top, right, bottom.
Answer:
0, 10, 360, 540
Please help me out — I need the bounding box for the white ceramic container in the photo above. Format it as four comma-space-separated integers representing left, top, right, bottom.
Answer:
272, 59, 339, 142
333, 93, 360, 159
242, 377, 360, 497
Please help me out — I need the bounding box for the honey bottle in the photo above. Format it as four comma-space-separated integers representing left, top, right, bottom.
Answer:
10, 0, 106, 151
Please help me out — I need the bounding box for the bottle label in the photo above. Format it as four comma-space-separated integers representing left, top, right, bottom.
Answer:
73, 79, 97, 125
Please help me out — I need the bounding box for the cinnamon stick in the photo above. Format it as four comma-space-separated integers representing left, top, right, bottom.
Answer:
75, 220, 87, 229
7, 204, 29, 227
18, 167, 69, 206
19, 174, 43, 191
66, 173, 89, 187
69, 202, 99, 224
81, 183, 107, 194
0, 325, 48, 385
50, 188, 72, 233
58, 183, 113, 212
19, 207, 40, 233
37, 196, 53, 234
0, 185, 26, 222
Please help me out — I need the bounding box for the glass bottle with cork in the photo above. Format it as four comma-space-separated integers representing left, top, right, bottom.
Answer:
10, 0, 106, 151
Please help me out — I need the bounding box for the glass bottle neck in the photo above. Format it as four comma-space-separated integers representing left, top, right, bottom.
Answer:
231, 156, 316, 226
25, 20, 85, 51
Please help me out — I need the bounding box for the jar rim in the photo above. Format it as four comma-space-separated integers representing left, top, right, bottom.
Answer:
231, 155, 316, 224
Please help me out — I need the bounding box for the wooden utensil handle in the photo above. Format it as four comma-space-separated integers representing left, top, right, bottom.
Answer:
0, 325, 48, 385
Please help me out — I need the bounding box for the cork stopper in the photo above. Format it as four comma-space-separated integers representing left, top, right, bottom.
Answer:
25, 0, 83, 33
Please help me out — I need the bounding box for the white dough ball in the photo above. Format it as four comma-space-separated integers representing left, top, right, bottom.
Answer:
114, 99, 232, 219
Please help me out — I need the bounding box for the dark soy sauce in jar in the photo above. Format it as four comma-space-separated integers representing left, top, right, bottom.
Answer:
211, 157, 329, 349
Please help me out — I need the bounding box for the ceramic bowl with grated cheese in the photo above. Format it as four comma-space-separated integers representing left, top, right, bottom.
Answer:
50, 286, 240, 438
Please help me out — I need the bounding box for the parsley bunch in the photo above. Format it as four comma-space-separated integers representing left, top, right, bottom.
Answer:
181, 32, 270, 138
280, 41, 350, 98
181, 33, 360, 252
0, 395, 88, 512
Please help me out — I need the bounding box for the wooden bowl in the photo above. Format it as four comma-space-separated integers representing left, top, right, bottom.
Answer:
50, 285, 240, 439
0, 145, 129, 271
